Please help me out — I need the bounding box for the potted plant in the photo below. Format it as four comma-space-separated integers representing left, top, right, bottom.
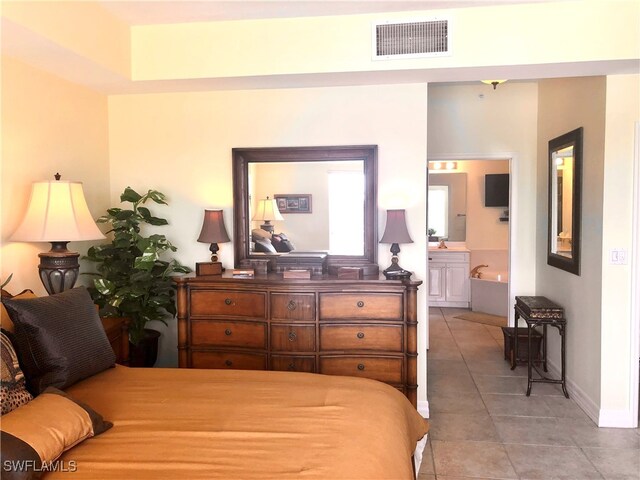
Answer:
428, 228, 438, 242
84, 187, 191, 367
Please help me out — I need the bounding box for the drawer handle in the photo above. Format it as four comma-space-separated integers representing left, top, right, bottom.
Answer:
288, 363, 296, 371
225, 360, 233, 367
357, 363, 365, 371
357, 332, 365, 339
287, 300, 297, 311
288, 331, 297, 342
357, 301, 365, 308
224, 329, 232, 336
224, 298, 232, 306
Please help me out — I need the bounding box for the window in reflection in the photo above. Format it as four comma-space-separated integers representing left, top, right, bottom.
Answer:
328, 171, 365, 255
428, 185, 449, 239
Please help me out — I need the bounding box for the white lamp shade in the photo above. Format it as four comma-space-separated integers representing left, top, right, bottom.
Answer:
11, 180, 104, 242
252, 197, 284, 222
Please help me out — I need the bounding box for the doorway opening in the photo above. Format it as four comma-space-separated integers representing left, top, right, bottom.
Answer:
427, 157, 513, 327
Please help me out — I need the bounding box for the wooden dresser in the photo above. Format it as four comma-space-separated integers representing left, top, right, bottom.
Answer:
174, 274, 422, 407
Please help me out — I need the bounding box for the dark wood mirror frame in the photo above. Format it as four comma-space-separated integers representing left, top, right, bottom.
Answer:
547, 127, 583, 275
232, 145, 378, 272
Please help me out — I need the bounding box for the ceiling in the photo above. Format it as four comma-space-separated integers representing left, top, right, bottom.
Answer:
98, 0, 554, 25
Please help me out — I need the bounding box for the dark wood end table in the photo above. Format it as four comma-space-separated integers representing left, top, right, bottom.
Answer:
513, 296, 569, 398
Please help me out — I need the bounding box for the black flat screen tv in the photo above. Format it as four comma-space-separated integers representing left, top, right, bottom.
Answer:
485, 173, 509, 207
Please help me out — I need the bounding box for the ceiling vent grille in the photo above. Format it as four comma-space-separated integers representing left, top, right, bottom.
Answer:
373, 17, 451, 60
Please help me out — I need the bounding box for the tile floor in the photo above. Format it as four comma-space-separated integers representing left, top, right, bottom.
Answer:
418, 307, 640, 480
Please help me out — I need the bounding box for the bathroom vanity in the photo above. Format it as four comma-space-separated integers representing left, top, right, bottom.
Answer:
428, 248, 470, 308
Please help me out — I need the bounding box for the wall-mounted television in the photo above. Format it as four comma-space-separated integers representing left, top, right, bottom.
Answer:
485, 173, 509, 207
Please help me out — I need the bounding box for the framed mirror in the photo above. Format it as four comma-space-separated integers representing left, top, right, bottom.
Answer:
547, 127, 583, 275
232, 145, 378, 272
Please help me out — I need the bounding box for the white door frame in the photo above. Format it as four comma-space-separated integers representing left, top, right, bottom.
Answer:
426, 153, 518, 327
630, 121, 640, 427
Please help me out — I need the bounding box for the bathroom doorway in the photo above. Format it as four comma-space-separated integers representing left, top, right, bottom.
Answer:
427, 156, 514, 326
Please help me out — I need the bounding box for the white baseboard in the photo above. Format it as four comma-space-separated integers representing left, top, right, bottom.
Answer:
547, 358, 638, 428
418, 400, 429, 418
599, 408, 639, 428
546, 358, 599, 424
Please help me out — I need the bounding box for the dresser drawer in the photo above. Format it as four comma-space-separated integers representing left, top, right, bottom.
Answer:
190, 290, 266, 318
191, 351, 267, 370
271, 293, 316, 322
319, 324, 403, 352
319, 293, 403, 320
270, 325, 315, 352
319, 356, 403, 384
191, 320, 267, 349
270, 355, 316, 373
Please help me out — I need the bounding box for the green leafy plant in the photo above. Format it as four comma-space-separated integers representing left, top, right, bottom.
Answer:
84, 187, 191, 345
428, 228, 437, 236
0, 273, 13, 290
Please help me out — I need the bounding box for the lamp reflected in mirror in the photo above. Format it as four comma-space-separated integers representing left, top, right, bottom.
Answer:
252, 197, 283, 234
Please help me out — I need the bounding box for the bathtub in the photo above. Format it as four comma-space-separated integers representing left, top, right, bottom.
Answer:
470, 272, 509, 317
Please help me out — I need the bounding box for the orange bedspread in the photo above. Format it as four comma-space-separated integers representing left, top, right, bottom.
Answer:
50, 366, 428, 479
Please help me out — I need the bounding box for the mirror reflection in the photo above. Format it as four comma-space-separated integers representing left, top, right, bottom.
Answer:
427, 172, 467, 241
547, 127, 582, 276
248, 161, 365, 254
550, 146, 574, 258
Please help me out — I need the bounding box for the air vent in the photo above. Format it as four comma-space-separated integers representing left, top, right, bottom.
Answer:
373, 17, 451, 60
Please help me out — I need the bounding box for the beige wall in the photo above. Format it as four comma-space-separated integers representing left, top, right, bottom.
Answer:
2, 2, 131, 78
131, 1, 640, 82
536, 76, 606, 418
456, 159, 510, 251
0, 56, 110, 296
599, 74, 640, 425
428, 82, 539, 321
108, 85, 429, 403
252, 161, 363, 252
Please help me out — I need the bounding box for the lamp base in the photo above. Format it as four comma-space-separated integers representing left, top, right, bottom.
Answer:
383, 263, 412, 280
38, 242, 79, 294
260, 221, 274, 233
383, 244, 412, 280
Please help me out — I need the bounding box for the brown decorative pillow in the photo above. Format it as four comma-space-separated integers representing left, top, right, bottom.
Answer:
0, 387, 112, 480
1, 290, 37, 333
1, 330, 33, 415
2, 287, 115, 395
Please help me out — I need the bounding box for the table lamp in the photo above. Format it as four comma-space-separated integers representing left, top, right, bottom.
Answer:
252, 196, 283, 233
379, 209, 413, 280
196, 209, 231, 275
10, 174, 105, 294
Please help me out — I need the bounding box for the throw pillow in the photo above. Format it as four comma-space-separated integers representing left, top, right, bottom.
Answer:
272, 233, 295, 253
253, 237, 277, 253
0, 387, 112, 480
1, 290, 37, 333
0, 330, 33, 415
2, 287, 115, 395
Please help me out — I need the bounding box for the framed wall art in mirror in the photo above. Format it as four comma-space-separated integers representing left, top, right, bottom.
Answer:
232, 146, 379, 274
547, 127, 583, 275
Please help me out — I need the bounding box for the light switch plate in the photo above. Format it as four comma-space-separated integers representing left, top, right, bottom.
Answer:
609, 248, 628, 265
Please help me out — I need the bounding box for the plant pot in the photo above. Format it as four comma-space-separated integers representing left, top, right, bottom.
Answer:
129, 328, 161, 368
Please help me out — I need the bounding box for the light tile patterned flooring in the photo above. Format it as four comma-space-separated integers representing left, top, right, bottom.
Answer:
418, 307, 640, 480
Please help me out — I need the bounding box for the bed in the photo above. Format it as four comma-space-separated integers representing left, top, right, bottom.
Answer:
1, 287, 428, 479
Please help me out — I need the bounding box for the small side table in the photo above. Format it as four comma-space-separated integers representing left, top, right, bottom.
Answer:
513, 296, 569, 398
